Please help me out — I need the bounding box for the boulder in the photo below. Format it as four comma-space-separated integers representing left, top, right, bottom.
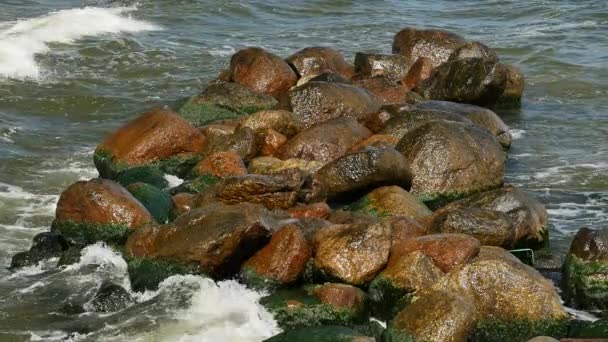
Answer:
178, 82, 278, 127
248, 156, 324, 176
259, 128, 288, 157
241, 225, 312, 290
288, 202, 331, 219
288, 82, 382, 129
354, 53, 412, 80
236, 109, 302, 137
126, 182, 173, 224
395, 120, 505, 208
313, 221, 391, 285
10, 232, 69, 269
201, 126, 259, 162
349, 186, 431, 219
192, 151, 247, 178
125, 202, 287, 277
230, 47, 298, 98
94, 107, 205, 179
88, 281, 134, 313
53, 179, 153, 245
265, 325, 374, 342
279, 117, 372, 163
209, 174, 303, 210
392, 27, 466, 68
353, 77, 409, 104
496, 63, 525, 108
403, 56, 434, 91
286, 47, 354, 79
127, 257, 201, 291
380, 108, 472, 140
448, 41, 498, 63
388, 216, 428, 247
311, 148, 412, 202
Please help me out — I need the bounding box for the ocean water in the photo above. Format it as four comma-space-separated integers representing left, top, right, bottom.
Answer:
0, 0, 606, 340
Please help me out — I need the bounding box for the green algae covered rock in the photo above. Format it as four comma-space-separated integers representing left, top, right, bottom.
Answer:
126, 182, 173, 224
52, 221, 133, 246
127, 257, 201, 291
114, 165, 169, 189
168, 175, 219, 195
56, 246, 83, 267
469, 319, 568, 342
568, 319, 608, 338
349, 186, 431, 219
265, 325, 374, 342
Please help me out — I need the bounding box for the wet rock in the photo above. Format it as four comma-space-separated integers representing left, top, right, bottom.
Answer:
210, 174, 303, 210
311, 148, 412, 202
403, 56, 434, 90
313, 221, 391, 285
448, 41, 498, 63
192, 151, 247, 178
392, 27, 466, 68
389, 233, 480, 273
279, 117, 372, 163
259, 128, 288, 157
261, 285, 368, 329
354, 53, 412, 80
288, 82, 382, 129
169, 193, 195, 219
248, 156, 324, 176
327, 210, 380, 226
57, 246, 83, 267
236, 110, 302, 137
353, 77, 409, 104
430, 206, 516, 247
388, 216, 428, 247
10, 232, 69, 269
127, 258, 201, 291
288, 202, 331, 219
114, 166, 169, 189
168, 175, 218, 195
363, 109, 395, 133
200, 123, 237, 138
88, 281, 134, 313
126, 182, 173, 224
416, 100, 512, 147
440, 185, 548, 248
527, 337, 559, 342
241, 225, 312, 290
349, 186, 431, 219
384, 290, 476, 342
567, 319, 608, 339
395, 120, 505, 208
369, 251, 444, 320
230, 47, 298, 98
94, 107, 205, 180
201, 126, 259, 162
380, 108, 471, 140
265, 325, 374, 342
496, 63, 525, 108
126, 202, 287, 277
178, 82, 278, 127
348, 134, 399, 152
562, 227, 608, 312
306, 72, 352, 85
286, 46, 354, 79
53, 179, 153, 245
294, 218, 334, 242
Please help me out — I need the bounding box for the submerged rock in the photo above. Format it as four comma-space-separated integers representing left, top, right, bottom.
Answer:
10, 232, 69, 269
392, 27, 466, 68
88, 281, 134, 313
286, 46, 354, 79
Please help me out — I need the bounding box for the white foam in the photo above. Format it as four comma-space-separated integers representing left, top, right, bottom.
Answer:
0, 6, 160, 79
510, 129, 526, 140
208, 45, 236, 57
164, 174, 184, 188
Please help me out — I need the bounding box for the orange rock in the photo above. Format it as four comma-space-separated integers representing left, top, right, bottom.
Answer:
353, 77, 409, 104
312, 283, 366, 309
259, 128, 288, 157
387, 216, 428, 247
392, 27, 466, 68
288, 202, 331, 219
193, 151, 247, 178
170, 193, 195, 218
348, 134, 400, 152
404, 57, 434, 91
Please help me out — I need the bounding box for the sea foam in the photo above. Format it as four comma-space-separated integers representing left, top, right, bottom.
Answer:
0, 6, 160, 79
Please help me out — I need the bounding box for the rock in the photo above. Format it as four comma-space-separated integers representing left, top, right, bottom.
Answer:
448, 41, 498, 63
384, 290, 476, 342
169, 193, 195, 219
94, 107, 205, 179
286, 47, 354, 79
192, 151, 247, 178
200, 123, 237, 137
440, 185, 548, 248
178, 82, 278, 127
259, 128, 288, 157
126, 182, 173, 224
353, 53, 412, 80
88, 281, 134, 313
496, 64, 525, 108
349, 186, 431, 219
248, 156, 324, 176
241, 225, 312, 290
430, 206, 516, 247
369, 251, 444, 320
416, 100, 512, 148
168, 175, 218, 195
210, 174, 303, 210
264, 325, 374, 342
53, 179, 153, 245
288, 202, 331, 219
57, 246, 83, 267
288, 82, 382, 129
363, 109, 395, 133
327, 210, 380, 226
237, 110, 302, 137
353, 77, 409, 104
306, 72, 352, 85
392, 27, 466, 68
567, 319, 608, 339
10, 232, 69, 269
395, 120, 505, 208
202, 126, 259, 162
279, 117, 372, 163
126, 202, 287, 277
311, 148, 412, 202
388, 216, 428, 247
389, 233, 480, 273
114, 166, 169, 189
127, 257, 201, 291
230, 47, 298, 98
403, 56, 434, 90
527, 337, 560, 342
562, 227, 608, 312
380, 108, 472, 140
261, 285, 368, 329
313, 221, 391, 285
348, 134, 400, 152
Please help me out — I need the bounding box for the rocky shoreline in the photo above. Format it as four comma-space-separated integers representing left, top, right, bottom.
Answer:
9, 27, 607, 341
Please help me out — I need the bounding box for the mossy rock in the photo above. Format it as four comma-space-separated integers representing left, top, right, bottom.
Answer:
240, 266, 282, 292
52, 220, 132, 246
127, 258, 201, 292
368, 276, 415, 321
265, 325, 374, 342
178, 100, 248, 127
561, 254, 608, 311
568, 319, 608, 338
126, 182, 173, 224
115, 166, 169, 189
57, 246, 84, 266
381, 326, 416, 342
260, 288, 369, 329
469, 319, 569, 342
168, 175, 219, 195
348, 197, 392, 218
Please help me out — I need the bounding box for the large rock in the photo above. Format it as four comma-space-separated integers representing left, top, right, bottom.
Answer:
211, 174, 303, 209
310, 148, 412, 201
241, 225, 312, 290
177, 82, 278, 127
562, 227, 608, 312
286, 47, 354, 79
125, 202, 287, 277
392, 27, 466, 68
380, 108, 472, 140
192, 151, 247, 178
403, 56, 434, 90
395, 120, 505, 208
236, 110, 302, 137
230, 47, 298, 98
349, 186, 431, 219
288, 81, 382, 129
10, 232, 69, 269
126, 182, 173, 224
94, 107, 205, 179
448, 41, 498, 63
279, 117, 372, 163
248, 156, 324, 177
354, 53, 412, 80
496, 64, 525, 108
353, 77, 409, 104
201, 126, 259, 162
53, 179, 153, 245
313, 221, 391, 285
416, 100, 512, 147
